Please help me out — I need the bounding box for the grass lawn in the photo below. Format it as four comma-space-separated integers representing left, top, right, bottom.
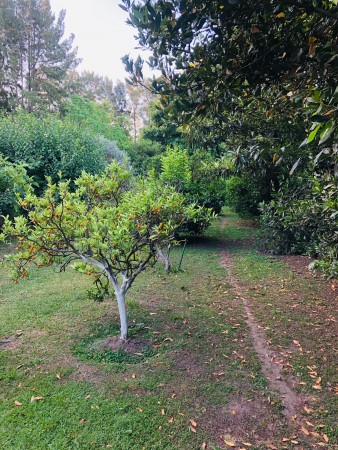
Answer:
0, 210, 337, 449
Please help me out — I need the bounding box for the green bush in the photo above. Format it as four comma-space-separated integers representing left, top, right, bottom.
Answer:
159, 148, 226, 233
0, 155, 32, 221
226, 176, 264, 217
127, 139, 163, 174
0, 112, 106, 191
260, 173, 338, 278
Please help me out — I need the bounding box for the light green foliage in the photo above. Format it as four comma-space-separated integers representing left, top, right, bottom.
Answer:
63, 95, 132, 150
159, 148, 226, 232
0, 163, 200, 337
0, 111, 105, 190
0, 155, 32, 220
161, 146, 191, 188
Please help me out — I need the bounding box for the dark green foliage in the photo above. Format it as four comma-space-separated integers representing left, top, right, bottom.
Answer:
122, 0, 338, 276
127, 139, 163, 174
186, 154, 227, 215
0, 112, 105, 191
260, 173, 338, 278
0, 0, 79, 112
226, 176, 268, 218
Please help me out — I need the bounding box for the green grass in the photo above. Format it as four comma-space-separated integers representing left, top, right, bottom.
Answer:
0, 210, 337, 449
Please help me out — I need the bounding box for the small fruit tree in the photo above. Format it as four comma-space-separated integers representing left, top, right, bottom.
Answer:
1, 163, 200, 341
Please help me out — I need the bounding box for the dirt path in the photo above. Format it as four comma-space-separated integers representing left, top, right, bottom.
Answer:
220, 249, 310, 429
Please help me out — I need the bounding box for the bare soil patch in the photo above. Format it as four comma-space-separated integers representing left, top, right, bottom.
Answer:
203, 397, 283, 447
92, 336, 151, 354
170, 349, 206, 376
45, 353, 104, 383
0, 335, 21, 350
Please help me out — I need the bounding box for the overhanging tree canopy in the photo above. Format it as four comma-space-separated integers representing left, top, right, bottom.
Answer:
122, 0, 338, 159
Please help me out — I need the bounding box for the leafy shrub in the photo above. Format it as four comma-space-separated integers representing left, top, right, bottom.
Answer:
95, 136, 130, 166
63, 95, 132, 151
127, 139, 163, 174
0, 155, 32, 221
161, 146, 191, 188
260, 173, 338, 278
159, 148, 226, 233
226, 176, 266, 217
0, 112, 106, 192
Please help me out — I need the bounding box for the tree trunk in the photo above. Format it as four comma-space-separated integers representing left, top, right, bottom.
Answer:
113, 285, 128, 341
156, 245, 171, 272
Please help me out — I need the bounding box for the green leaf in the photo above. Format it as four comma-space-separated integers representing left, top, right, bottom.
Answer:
307, 124, 321, 144
319, 122, 335, 145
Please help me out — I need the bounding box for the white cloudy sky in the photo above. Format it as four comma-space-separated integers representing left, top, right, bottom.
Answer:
49, 0, 152, 82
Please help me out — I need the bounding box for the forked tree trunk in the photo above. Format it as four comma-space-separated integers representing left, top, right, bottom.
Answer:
156, 245, 171, 272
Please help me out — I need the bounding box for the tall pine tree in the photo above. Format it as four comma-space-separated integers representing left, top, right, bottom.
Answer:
0, 0, 79, 112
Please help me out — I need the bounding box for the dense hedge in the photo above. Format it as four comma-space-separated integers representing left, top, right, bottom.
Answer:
0, 112, 106, 191
0, 155, 32, 221
260, 173, 338, 278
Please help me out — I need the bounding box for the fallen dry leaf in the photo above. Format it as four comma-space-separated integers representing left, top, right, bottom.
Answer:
30, 396, 44, 402
79, 418, 86, 424
305, 421, 314, 428
282, 438, 290, 442
56, 373, 61, 380
301, 426, 310, 436
304, 406, 312, 413
312, 384, 322, 390
136, 408, 143, 412
168, 417, 174, 423
310, 431, 320, 437
224, 440, 236, 447
266, 445, 278, 450
201, 443, 207, 450
189, 419, 197, 427
161, 409, 166, 416
323, 434, 329, 443
190, 426, 197, 433
15, 330, 23, 337
243, 443, 253, 447
14, 400, 22, 406
131, 374, 136, 379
